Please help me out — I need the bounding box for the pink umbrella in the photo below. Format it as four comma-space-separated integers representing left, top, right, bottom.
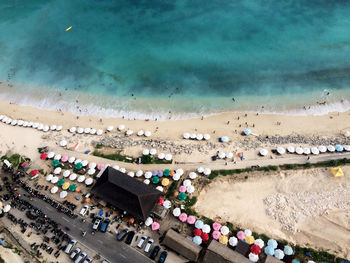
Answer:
61, 155, 69, 162
213, 222, 222, 231
212, 230, 221, 240
179, 185, 187, 193
237, 230, 246, 240
187, 215, 196, 224
97, 163, 105, 170
179, 213, 188, 222
151, 222, 160, 231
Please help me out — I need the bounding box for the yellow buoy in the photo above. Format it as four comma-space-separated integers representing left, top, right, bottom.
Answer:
65, 26, 72, 31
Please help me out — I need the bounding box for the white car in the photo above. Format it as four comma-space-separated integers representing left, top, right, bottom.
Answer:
92, 217, 102, 230
70, 247, 81, 259
137, 235, 147, 248
79, 205, 89, 216
64, 239, 77, 254
75, 251, 87, 263
144, 238, 154, 253
83, 257, 92, 263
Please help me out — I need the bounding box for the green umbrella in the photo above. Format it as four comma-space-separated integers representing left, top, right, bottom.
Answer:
52, 159, 60, 167
163, 169, 171, 177
57, 178, 65, 187
69, 184, 77, 192
178, 192, 187, 201
151, 176, 160, 184
75, 162, 83, 170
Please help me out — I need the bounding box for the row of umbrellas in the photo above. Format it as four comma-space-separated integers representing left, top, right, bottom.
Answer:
142, 148, 157, 155
0, 115, 62, 132
197, 167, 211, 175
260, 144, 350, 156
141, 149, 172, 161
183, 133, 211, 140
178, 179, 195, 194
47, 172, 93, 186
69, 127, 104, 135
125, 129, 151, 137
217, 152, 234, 159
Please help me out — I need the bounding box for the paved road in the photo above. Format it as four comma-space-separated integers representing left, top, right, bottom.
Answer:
15, 189, 154, 263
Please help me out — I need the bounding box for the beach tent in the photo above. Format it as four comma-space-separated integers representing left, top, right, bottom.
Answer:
118, 124, 125, 131
331, 167, 344, 178
243, 129, 252, 135
183, 133, 190, 139
220, 136, 229, 142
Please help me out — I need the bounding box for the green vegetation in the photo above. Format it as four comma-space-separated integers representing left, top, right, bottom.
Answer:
166, 180, 179, 199
184, 196, 197, 207
0, 256, 4, 263
95, 144, 104, 149
92, 150, 136, 163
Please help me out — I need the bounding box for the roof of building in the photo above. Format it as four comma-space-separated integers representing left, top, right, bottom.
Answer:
203, 240, 251, 263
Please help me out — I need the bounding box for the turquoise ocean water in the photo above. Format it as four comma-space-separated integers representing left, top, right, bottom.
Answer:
1, 0, 350, 119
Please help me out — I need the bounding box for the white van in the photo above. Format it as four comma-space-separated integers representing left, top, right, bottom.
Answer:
79, 205, 89, 216
144, 238, 154, 253
64, 239, 77, 254
75, 251, 87, 263
70, 247, 81, 259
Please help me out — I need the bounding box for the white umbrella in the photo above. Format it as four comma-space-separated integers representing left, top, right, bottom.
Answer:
69, 173, 77, 181
63, 170, 70, 177
327, 145, 335, 152
11, 120, 17, 126
203, 168, 211, 175
190, 133, 196, 139
27, 121, 33, 127
54, 167, 62, 174
189, 172, 197, 179
172, 208, 181, 217
46, 174, 53, 181
56, 125, 62, 131
145, 131, 151, 137
59, 191, 67, 199
218, 152, 226, 159
127, 172, 135, 177
183, 179, 191, 187
75, 159, 82, 164
274, 249, 285, 260
143, 179, 150, 185
259, 149, 268, 156
3, 204, 11, 212
145, 217, 153, 226
54, 154, 61, 160
50, 125, 56, 130
47, 152, 55, 159
0, 115, 4, 120
295, 147, 303, 155
176, 168, 184, 176
220, 226, 229, 235
69, 127, 76, 133
88, 169, 95, 175
150, 149, 157, 155
77, 127, 84, 134
165, 154, 172, 161
107, 125, 114, 132
43, 125, 50, 132
125, 130, 133, 136
6, 118, 12, 124
197, 167, 204, 173
344, 145, 350, 151
156, 186, 164, 192
68, 156, 75, 163
254, 238, 265, 248
303, 148, 311, 155
226, 152, 233, 158
112, 165, 120, 170
50, 186, 58, 194
220, 136, 229, 142
318, 145, 327, 153
136, 170, 143, 177
51, 176, 59, 184
173, 174, 181, 181
23, 121, 29, 127
118, 124, 125, 131
85, 178, 93, 185
89, 162, 96, 169
142, 149, 150, 155
97, 129, 103, 135
202, 224, 211, 233
183, 133, 190, 139
119, 167, 126, 173
311, 147, 319, 155
203, 134, 210, 140
82, 160, 88, 166
196, 134, 203, 140
158, 153, 165, 159
17, 120, 24, 126
144, 171, 152, 179
163, 200, 171, 209
287, 146, 295, 153
77, 175, 85, 183
60, 140, 67, 147
277, 147, 285, 154
249, 253, 259, 262
84, 127, 91, 134
244, 229, 252, 236
90, 128, 96, 135
229, 236, 238, 247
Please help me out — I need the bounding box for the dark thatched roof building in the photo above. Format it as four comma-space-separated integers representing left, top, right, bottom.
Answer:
265, 255, 283, 263
91, 167, 161, 220
202, 240, 251, 263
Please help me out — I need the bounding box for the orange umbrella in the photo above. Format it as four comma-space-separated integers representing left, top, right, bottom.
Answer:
170, 171, 175, 176
85, 198, 91, 203
129, 218, 135, 224
75, 187, 80, 192
237, 152, 243, 158
174, 191, 179, 198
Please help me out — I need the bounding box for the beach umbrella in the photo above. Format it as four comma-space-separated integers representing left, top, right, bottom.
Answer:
56, 125, 62, 131
68, 156, 75, 163
220, 136, 229, 142
218, 152, 226, 159
142, 149, 150, 155
54, 167, 62, 175
47, 152, 55, 159
62, 182, 70, 190
243, 128, 252, 135
226, 152, 233, 159
163, 200, 171, 209
237, 231, 245, 240
30, 170, 39, 178
311, 147, 319, 155
183, 133, 190, 139
176, 168, 184, 176
61, 155, 69, 162
151, 222, 160, 231
344, 145, 350, 151
327, 145, 335, 152
303, 148, 311, 155
173, 174, 181, 181
158, 153, 165, 159
220, 226, 229, 235
46, 174, 53, 181
75, 158, 82, 164
57, 179, 65, 187
75, 162, 83, 170
50, 186, 58, 194
202, 224, 211, 233
106, 125, 114, 132
274, 249, 284, 260
118, 124, 125, 131
69, 127, 76, 133
172, 208, 181, 217
187, 215, 196, 224
259, 149, 268, 156
87, 168, 95, 175
90, 128, 96, 135
85, 178, 93, 185
161, 178, 170, 186
82, 160, 88, 166
40, 153, 48, 160
196, 134, 203, 140
77, 127, 84, 134
193, 236, 202, 245
3, 205, 11, 213
60, 140, 67, 147
137, 130, 144, 136
51, 176, 59, 184
143, 179, 150, 185
201, 232, 209, 242
246, 235, 255, 245
43, 125, 49, 132
178, 192, 187, 200
195, 220, 204, 229
77, 175, 85, 183
63, 170, 70, 178
264, 246, 274, 256
212, 230, 221, 240
197, 167, 204, 173
125, 129, 133, 136
89, 162, 96, 169
203, 134, 210, 140
295, 147, 303, 155
112, 165, 119, 170
179, 213, 188, 222
284, 245, 293, 255
97, 129, 103, 135
54, 154, 61, 160
183, 179, 191, 187
179, 185, 186, 193
267, 239, 278, 249
165, 154, 172, 161
145, 217, 153, 226
151, 176, 160, 184
145, 171, 152, 179
213, 222, 222, 231
249, 253, 259, 262
335, 144, 344, 152
190, 133, 197, 139
151, 170, 158, 176
128, 172, 135, 177
193, 228, 202, 236
229, 236, 238, 247
187, 185, 195, 194
150, 149, 157, 155
245, 229, 252, 236
277, 147, 285, 154
203, 168, 211, 175
219, 235, 228, 245
68, 184, 77, 192
287, 146, 295, 153
17, 120, 24, 126
170, 170, 175, 177
25, 121, 31, 127
163, 169, 171, 177
318, 145, 327, 153
59, 191, 67, 199
136, 170, 143, 177
189, 172, 197, 179
97, 163, 105, 170
52, 159, 60, 167
254, 238, 265, 248
145, 131, 151, 137
69, 173, 77, 181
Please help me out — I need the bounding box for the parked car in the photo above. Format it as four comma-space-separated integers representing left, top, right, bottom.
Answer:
101, 260, 109, 263
99, 218, 110, 233
125, 231, 135, 245
64, 239, 77, 254
150, 246, 160, 260
158, 251, 168, 263
74, 251, 87, 263
79, 205, 89, 216
92, 216, 103, 230
137, 235, 147, 248
83, 257, 93, 263
117, 229, 128, 241
70, 247, 81, 259
144, 238, 154, 253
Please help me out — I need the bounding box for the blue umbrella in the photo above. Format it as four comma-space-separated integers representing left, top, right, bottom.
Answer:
157, 171, 163, 177
243, 129, 252, 135
267, 239, 278, 249
335, 144, 344, 152
284, 245, 293, 255
264, 245, 274, 255
0, 238, 5, 247
99, 209, 103, 216
192, 236, 202, 245
152, 170, 158, 176
220, 136, 229, 143
195, 220, 204, 229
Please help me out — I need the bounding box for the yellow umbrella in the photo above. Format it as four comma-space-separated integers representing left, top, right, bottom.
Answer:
62, 182, 70, 190
219, 235, 228, 245
161, 178, 170, 186
245, 235, 255, 245
330, 167, 344, 178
